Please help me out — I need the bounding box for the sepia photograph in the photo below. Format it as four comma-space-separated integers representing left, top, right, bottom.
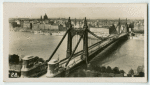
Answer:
3, 3, 147, 82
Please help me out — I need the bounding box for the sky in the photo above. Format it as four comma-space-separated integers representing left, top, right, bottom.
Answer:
4, 3, 147, 19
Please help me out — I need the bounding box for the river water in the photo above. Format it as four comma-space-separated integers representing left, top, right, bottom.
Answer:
9, 31, 144, 74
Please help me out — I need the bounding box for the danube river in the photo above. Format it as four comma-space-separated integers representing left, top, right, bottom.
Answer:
9, 31, 144, 73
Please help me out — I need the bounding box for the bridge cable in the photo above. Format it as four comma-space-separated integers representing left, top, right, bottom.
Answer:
90, 38, 91, 46
97, 39, 98, 49
73, 34, 74, 50
65, 35, 83, 67
76, 32, 78, 53
89, 36, 90, 46
87, 29, 103, 40
85, 30, 89, 66
47, 29, 70, 62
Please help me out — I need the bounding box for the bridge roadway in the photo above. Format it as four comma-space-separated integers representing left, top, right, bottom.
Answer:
40, 33, 128, 78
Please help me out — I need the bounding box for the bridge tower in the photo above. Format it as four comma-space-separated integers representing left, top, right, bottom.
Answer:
66, 17, 72, 58
123, 18, 128, 33
125, 18, 129, 32
47, 17, 89, 63
117, 18, 121, 34
122, 18, 129, 33
66, 17, 89, 64
83, 17, 89, 64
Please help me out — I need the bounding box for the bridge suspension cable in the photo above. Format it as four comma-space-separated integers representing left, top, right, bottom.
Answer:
87, 29, 104, 40
65, 35, 83, 67
89, 38, 91, 46
76, 32, 78, 53
47, 29, 70, 62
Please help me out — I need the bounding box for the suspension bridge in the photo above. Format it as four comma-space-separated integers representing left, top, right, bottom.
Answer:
41, 17, 130, 77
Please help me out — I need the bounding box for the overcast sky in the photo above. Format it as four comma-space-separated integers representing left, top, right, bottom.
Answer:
4, 3, 146, 19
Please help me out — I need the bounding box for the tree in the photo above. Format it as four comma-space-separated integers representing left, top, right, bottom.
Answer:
92, 65, 100, 72
101, 66, 106, 73
113, 67, 120, 74
137, 66, 144, 74
120, 70, 125, 74
106, 66, 112, 73
77, 69, 86, 77
9, 54, 19, 64
128, 68, 134, 75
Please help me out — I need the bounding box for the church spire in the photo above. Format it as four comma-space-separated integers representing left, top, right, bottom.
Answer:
44, 13, 48, 20
118, 18, 120, 25
75, 18, 76, 26
41, 16, 42, 20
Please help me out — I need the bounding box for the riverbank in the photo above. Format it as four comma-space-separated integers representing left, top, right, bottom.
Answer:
69, 65, 144, 77
129, 33, 144, 40
10, 27, 66, 36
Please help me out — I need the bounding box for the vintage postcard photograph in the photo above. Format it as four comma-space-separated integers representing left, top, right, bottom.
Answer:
3, 3, 147, 82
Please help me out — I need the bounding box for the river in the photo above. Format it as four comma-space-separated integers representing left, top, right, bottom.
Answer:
9, 31, 144, 74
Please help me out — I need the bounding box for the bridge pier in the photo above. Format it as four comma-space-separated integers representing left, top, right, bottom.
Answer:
83, 17, 89, 65
46, 59, 59, 77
